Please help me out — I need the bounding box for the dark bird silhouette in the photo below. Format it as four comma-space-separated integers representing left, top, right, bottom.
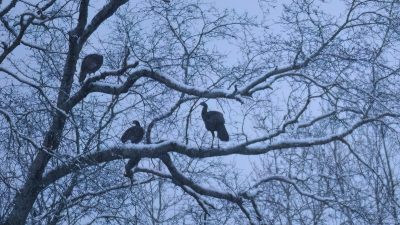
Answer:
121, 120, 144, 144
121, 120, 144, 181
79, 54, 103, 83
200, 102, 229, 148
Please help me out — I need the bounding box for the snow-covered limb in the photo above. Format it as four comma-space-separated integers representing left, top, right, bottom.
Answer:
0, 15, 33, 63
0, 0, 57, 63
0, 67, 40, 88
233, 92, 313, 148
159, 154, 257, 225
78, 0, 129, 47
139, 69, 244, 102
243, 175, 334, 202
84, 61, 139, 84
159, 154, 241, 203
295, 107, 363, 130
233, 113, 398, 155
41, 112, 399, 187
239, 14, 353, 97
135, 167, 173, 179
238, 63, 304, 96
251, 72, 336, 98
249, 198, 263, 222
65, 74, 139, 110
297, 111, 337, 129
179, 185, 212, 216
73, 64, 339, 111
67, 68, 244, 110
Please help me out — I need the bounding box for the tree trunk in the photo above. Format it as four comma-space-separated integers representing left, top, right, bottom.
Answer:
2, 115, 68, 225
2, 37, 79, 224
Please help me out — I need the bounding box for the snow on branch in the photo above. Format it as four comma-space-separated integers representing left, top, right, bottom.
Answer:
67, 68, 243, 110
41, 112, 398, 187
239, 16, 354, 97
0, 0, 57, 63
85, 61, 139, 84
160, 153, 241, 203
159, 154, 256, 224
78, 0, 129, 46
243, 175, 334, 202
138, 69, 244, 102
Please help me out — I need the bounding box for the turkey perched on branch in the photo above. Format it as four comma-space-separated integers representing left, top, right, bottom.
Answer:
200, 102, 229, 148
121, 120, 144, 180
121, 120, 144, 144
79, 54, 103, 83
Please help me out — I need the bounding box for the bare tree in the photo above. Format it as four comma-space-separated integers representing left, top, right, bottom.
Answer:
1, 0, 400, 224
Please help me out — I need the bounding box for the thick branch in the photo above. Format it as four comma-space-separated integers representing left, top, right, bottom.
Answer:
138, 69, 242, 101
40, 112, 398, 187
160, 154, 241, 203
79, 0, 129, 46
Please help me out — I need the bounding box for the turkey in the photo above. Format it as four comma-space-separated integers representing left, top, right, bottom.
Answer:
199, 102, 229, 148
79, 53, 103, 83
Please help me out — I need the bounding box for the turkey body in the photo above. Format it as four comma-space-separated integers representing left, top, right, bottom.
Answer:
121, 120, 144, 180
121, 121, 144, 144
200, 102, 229, 147
79, 54, 103, 83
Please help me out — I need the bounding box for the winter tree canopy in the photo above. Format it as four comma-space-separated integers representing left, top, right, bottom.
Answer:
1, 0, 400, 224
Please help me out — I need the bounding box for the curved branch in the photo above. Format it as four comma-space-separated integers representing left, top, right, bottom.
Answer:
67, 68, 244, 111
40, 113, 397, 187
79, 0, 129, 46
138, 69, 243, 102
160, 153, 240, 203
245, 175, 334, 202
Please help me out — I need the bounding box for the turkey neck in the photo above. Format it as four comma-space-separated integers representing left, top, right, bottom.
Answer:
201, 105, 208, 119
